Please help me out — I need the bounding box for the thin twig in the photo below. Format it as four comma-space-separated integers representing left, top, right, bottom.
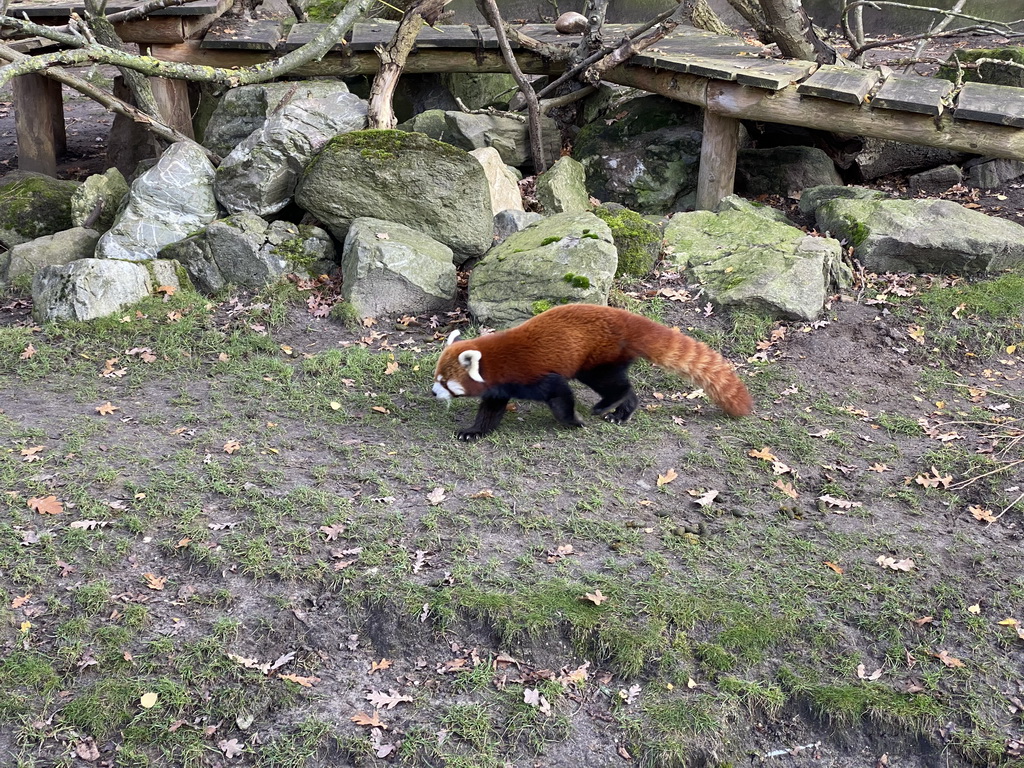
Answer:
949, 458, 1024, 490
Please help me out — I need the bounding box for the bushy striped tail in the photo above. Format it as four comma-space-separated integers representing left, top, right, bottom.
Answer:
634, 319, 753, 417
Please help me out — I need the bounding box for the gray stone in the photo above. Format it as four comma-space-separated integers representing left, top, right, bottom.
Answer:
815, 197, 1024, 274
397, 109, 448, 141
214, 91, 368, 216
32, 258, 154, 322
908, 165, 963, 194
70, 168, 129, 234
0, 171, 79, 249
536, 156, 590, 214
573, 95, 704, 214
470, 147, 524, 214
342, 217, 456, 318
493, 210, 543, 245
95, 142, 218, 262
160, 213, 335, 294
737, 146, 842, 198
798, 185, 887, 216
665, 202, 848, 321
296, 130, 493, 264
443, 111, 561, 169
853, 137, 970, 181
203, 80, 353, 159
468, 211, 617, 326
3, 227, 100, 284
964, 157, 1024, 190
441, 72, 517, 109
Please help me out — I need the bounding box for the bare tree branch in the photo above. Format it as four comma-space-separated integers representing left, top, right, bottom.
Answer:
475, 0, 548, 171
0, 0, 373, 87
0, 39, 215, 160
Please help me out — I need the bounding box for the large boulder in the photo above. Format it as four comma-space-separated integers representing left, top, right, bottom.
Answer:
32, 258, 186, 322
815, 197, 1024, 274
341, 217, 457, 318
296, 130, 494, 263
1, 227, 100, 285
664, 197, 847, 321
0, 172, 79, 249
203, 80, 354, 158
95, 142, 218, 262
160, 214, 335, 294
214, 90, 368, 216
573, 95, 704, 214
468, 211, 617, 326
736, 146, 842, 198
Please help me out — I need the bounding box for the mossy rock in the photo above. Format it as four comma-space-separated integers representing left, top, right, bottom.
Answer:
593, 205, 662, 278
0, 172, 80, 249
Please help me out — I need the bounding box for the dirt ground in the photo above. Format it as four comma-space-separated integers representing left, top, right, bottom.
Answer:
0, 24, 1023, 768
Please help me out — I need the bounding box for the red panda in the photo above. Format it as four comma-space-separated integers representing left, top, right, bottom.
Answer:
432, 303, 753, 440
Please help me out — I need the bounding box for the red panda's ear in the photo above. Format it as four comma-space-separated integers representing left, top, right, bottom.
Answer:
444, 329, 461, 347
457, 349, 484, 383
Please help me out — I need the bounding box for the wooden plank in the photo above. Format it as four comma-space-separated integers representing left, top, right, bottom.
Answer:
955, 81, 1024, 128
348, 20, 482, 51
797, 65, 879, 104
283, 22, 349, 52
201, 17, 282, 49
7, 0, 222, 15
734, 59, 817, 90
871, 75, 952, 116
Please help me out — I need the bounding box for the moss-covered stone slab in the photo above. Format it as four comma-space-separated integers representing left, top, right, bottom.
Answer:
664, 198, 846, 320
468, 211, 616, 326
815, 197, 1024, 274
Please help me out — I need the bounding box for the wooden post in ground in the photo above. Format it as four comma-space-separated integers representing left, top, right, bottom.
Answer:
147, 45, 197, 138
696, 109, 739, 210
13, 73, 66, 176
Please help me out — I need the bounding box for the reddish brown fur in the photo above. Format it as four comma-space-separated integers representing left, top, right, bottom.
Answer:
435, 304, 753, 417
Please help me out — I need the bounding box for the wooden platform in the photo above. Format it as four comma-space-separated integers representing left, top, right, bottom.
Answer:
7, 12, 1024, 205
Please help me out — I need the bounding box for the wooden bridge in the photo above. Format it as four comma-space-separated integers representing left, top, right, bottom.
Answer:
7, 3, 1024, 207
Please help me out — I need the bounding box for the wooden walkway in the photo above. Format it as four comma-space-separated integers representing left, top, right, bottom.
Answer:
7, 8, 1024, 203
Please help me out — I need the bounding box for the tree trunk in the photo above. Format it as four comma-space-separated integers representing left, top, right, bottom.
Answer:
756, 0, 835, 63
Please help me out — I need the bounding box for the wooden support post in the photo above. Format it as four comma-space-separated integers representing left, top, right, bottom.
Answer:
149, 76, 196, 139
13, 73, 66, 176
696, 109, 739, 210
147, 45, 197, 139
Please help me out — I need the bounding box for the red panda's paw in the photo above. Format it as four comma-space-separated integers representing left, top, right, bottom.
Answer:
456, 429, 486, 441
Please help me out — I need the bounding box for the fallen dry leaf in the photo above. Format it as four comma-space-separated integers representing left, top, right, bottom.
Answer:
139, 691, 158, 709
28, 495, 63, 515
581, 589, 607, 606
824, 561, 844, 575
96, 401, 119, 416
20, 343, 36, 360
876, 556, 916, 572
351, 711, 387, 729
366, 690, 414, 709
369, 658, 392, 674
278, 673, 320, 687
935, 650, 965, 668
426, 487, 446, 506
223, 440, 241, 454
656, 468, 678, 487
143, 573, 167, 590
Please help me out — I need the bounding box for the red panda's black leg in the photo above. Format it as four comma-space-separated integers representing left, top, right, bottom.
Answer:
577, 364, 638, 423
545, 380, 584, 429
458, 397, 510, 441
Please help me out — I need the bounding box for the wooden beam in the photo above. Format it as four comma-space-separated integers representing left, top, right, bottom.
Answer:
696, 110, 739, 210
605, 67, 1024, 161
148, 40, 564, 76
13, 72, 64, 176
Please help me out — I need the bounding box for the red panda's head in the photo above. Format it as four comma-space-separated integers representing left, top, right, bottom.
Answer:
433, 330, 487, 400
